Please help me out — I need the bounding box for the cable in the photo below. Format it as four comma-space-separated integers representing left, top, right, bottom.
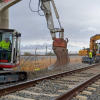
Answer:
29, 0, 45, 16
29, 0, 41, 12
38, 0, 45, 16
29, 0, 51, 16
38, 0, 51, 16
40, 0, 51, 13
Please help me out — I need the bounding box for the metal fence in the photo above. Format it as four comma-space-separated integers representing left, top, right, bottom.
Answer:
13, 54, 82, 71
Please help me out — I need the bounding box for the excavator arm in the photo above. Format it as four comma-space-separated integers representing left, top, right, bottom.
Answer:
40, 0, 69, 69
90, 34, 100, 57
90, 34, 100, 51
40, 0, 63, 39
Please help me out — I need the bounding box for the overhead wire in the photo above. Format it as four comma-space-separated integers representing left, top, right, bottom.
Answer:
38, 0, 45, 16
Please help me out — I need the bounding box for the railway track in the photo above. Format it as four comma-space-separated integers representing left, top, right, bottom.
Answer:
0, 63, 88, 88
54, 73, 100, 100
0, 63, 100, 100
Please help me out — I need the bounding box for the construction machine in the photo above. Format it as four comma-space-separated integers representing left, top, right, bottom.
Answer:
79, 34, 100, 63
0, 0, 69, 83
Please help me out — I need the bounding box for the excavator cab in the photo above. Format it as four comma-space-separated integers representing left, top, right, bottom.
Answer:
0, 29, 21, 70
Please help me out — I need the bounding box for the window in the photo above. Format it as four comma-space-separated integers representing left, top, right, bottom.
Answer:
0, 32, 12, 62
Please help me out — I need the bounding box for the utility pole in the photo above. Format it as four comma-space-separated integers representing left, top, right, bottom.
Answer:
35, 48, 37, 68
46, 46, 47, 55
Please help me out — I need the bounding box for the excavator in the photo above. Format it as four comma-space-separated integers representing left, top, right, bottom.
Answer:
0, 0, 69, 83
79, 34, 100, 63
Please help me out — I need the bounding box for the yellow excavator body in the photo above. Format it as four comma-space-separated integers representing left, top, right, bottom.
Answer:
79, 49, 88, 56
79, 34, 100, 57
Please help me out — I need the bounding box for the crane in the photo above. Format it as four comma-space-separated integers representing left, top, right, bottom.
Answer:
0, 0, 69, 83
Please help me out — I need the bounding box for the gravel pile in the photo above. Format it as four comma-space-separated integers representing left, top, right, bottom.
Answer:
27, 63, 89, 80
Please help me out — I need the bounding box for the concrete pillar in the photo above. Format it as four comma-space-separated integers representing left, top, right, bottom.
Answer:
0, 9, 9, 29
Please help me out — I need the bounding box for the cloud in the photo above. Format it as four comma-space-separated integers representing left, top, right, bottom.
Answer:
20, 41, 90, 54
80, 27, 97, 32
20, 43, 52, 54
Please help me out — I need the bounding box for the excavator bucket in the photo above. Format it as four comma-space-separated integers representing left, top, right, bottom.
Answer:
48, 38, 70, 70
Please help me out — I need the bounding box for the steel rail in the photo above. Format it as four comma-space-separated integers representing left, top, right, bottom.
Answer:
0, 63, 100, 96
54, 73, 100, 100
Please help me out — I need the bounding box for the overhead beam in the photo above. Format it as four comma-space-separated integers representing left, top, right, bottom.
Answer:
0, 0, 21, 28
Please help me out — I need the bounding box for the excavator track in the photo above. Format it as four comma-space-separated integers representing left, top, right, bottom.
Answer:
0, 71, 27, 83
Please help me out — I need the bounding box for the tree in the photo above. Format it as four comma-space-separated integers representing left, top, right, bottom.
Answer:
24, 52, 32, 55
45, 52, 55, 56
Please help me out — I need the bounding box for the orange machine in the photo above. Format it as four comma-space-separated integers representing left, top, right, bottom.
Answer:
79, 49, 89, 56
79, 34, 100, 57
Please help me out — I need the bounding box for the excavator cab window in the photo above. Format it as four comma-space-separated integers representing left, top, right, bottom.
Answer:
0, 32, 12, 62
0, 29, 21, 69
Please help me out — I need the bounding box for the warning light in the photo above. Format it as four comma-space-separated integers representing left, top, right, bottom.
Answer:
0, 60, 8, 62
